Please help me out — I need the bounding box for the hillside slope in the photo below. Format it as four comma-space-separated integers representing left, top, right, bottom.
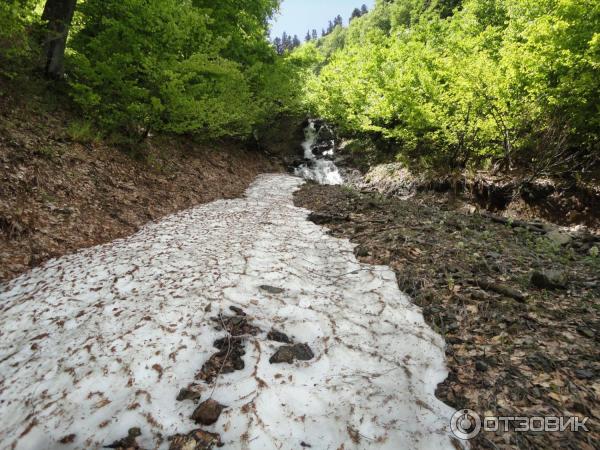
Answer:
0, 90, 283, 281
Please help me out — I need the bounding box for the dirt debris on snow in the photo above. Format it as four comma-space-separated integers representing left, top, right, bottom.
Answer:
168, 429, 223, 450
269, 343, 315, 364
104, 427, 142, 449
1, 174, 456, 449
294, 182, 599, 450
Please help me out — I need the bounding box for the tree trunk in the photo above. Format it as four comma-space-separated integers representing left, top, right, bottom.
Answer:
42, 0, 77, 79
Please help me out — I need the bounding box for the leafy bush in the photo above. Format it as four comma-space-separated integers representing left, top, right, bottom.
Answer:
303, 0, 599, 174
0, 0, 40, 77
68, 0, 301, 139
66, 120, 99, 144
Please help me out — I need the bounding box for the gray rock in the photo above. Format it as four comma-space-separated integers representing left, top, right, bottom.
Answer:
270, 343, 315, 364
531, 270, 568, 290
259, 285, 285, 294
316, 125, 335, 143
577, 327, 595, 339
575, 369, 594, 380
229, 306, 246, 316
546, 230, 572, 246
177, 385, 203, 402
485, 252, 502, 260
269, 346, 295, 364
475, 360, 489, 372
526, 352, 556, 372
267, 330, 292, 344
292, 343, 315, 360
355, 246, 369, 257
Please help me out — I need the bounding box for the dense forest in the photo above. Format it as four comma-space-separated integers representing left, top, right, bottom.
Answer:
0, 0, 307, 140
294, 0, 599, 176
2, 0, 597, 179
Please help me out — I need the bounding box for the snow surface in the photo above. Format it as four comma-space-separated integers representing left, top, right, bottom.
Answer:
0, 174, 456, 450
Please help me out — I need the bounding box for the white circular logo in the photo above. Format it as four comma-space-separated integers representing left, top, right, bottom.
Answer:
450, 409, 482, 440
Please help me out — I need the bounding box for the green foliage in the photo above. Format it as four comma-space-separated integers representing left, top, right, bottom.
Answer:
66, 120, 99, 144
2, 0, 303, 140
65, 0, 302, 139
0, 0, 40, 77
303, 0, 600, 173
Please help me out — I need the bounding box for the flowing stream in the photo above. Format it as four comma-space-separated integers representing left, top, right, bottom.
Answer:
294, 120, 343, 185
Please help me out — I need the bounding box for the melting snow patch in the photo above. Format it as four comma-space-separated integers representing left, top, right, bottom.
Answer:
0, 174, 456, 449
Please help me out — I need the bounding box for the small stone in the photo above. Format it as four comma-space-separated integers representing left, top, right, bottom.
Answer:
269, 346, 295, 364
228, 306, 246, 316
575, 369, 594, 380
105, 427, 142, 449
355, 246, 369, 257
446, 322, 459, 332
475, 360, 489, 372
128, 428, 142, 439
169, 429, 222, 450
267, 330, 292, 344
526, 352, 556, 372
531, 270, 568, 290
259, 285, 285, 294
292, 343, 315, 361
470, 290, 490, 301
59, 434, 76, 444
270, 343, 315, 364
191, 399, 226, 426
177, 385, 203, 402
485, 252, 501, 260
577, 327, 595, 339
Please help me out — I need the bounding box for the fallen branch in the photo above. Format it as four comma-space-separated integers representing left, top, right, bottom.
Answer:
473, 279, 527, 303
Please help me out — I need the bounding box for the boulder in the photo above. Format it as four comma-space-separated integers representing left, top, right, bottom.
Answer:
531, 270, 568, 290
316, 125, 335, 144
546, 230, 572, 246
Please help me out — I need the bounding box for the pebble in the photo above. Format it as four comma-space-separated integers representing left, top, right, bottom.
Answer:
475, 360, 489, 372
191, 399, 226, 426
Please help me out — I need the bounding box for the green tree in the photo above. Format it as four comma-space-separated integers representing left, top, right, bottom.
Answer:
302, 0, 599, 174
68, 0, 299, 139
